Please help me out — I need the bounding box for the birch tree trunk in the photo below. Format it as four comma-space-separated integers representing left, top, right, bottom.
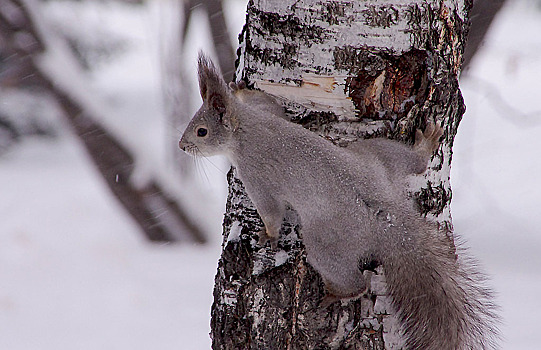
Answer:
211, 0, 471, 348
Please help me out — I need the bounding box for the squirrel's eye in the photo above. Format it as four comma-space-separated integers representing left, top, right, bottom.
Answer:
197, 128, 208, 137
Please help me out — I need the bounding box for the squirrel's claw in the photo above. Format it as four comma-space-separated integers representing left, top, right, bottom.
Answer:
257, 227, 279, 249
414, 121, 443, 155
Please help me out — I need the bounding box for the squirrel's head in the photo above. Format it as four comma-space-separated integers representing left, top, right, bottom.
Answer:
179, 53, 237, 157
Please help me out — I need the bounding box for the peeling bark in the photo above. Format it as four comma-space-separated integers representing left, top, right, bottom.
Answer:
212, 0, 472, 348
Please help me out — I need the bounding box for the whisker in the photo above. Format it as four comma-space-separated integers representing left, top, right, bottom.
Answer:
182, 145, 227, 183
193, 147, 227, 176
197, 157, 211, 184
166, 120, 186, 134
194, 148, 212, 184
187, 146, 206, 184
202, 156, 227, 175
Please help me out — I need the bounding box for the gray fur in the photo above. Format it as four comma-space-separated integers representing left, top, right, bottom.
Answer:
179, 54, 499, 350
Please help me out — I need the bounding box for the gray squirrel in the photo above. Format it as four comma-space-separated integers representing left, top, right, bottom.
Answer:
179, 54, 499, 350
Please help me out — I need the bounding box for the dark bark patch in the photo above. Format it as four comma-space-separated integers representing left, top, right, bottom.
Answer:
362, 5, 400, 28
341, 49, 429, 121
333, 46, 387, 73
240, 4, 330, 72
320, 1, 351, 25
247, 44, 298, 70
359, 256, 382, 273
293, 110, 338, 131
251, 6, 327, 44
416, 181, 451, 216
404, 3, 434, 48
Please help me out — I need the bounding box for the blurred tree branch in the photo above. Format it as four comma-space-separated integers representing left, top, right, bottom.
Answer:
160, 0, 236, 177
0, 0, 206, 244
462, 0, 508, 75
182, 0, 236, 81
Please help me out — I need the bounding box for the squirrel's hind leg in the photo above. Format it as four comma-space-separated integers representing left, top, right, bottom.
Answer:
254, 199, 286, 249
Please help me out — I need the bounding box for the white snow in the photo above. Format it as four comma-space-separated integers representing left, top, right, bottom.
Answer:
0, 0, 540, 349
452, 1, 541, 349
274, 250, 290, 267
227, 221, 242, 243
0, 132, 220, 350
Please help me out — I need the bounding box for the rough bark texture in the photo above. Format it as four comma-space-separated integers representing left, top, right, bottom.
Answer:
211, 0, 472, 348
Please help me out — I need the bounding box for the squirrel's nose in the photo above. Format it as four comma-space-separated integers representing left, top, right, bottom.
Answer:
178, 139, 185, 151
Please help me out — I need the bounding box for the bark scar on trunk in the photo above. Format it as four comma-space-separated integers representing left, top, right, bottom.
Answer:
344, 49, 429, 121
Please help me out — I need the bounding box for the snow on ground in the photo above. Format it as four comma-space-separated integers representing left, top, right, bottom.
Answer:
0, 0, 540, 349
0, 131, 220, 350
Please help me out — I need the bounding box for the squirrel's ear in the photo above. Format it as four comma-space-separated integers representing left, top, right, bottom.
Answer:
197, 52, 229, 115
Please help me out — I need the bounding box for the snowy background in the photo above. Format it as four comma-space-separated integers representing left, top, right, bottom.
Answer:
0, 0, 540, 349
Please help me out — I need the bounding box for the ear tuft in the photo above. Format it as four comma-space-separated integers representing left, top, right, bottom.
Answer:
197, 52, 228, 104
197, 52, 211, 99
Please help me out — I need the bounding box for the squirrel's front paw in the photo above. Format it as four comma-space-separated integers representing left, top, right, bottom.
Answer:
257, 227, 279, 249
414, 121, 444, 155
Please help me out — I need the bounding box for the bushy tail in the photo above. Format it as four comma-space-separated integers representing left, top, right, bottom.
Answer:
383, 230, 500, 350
